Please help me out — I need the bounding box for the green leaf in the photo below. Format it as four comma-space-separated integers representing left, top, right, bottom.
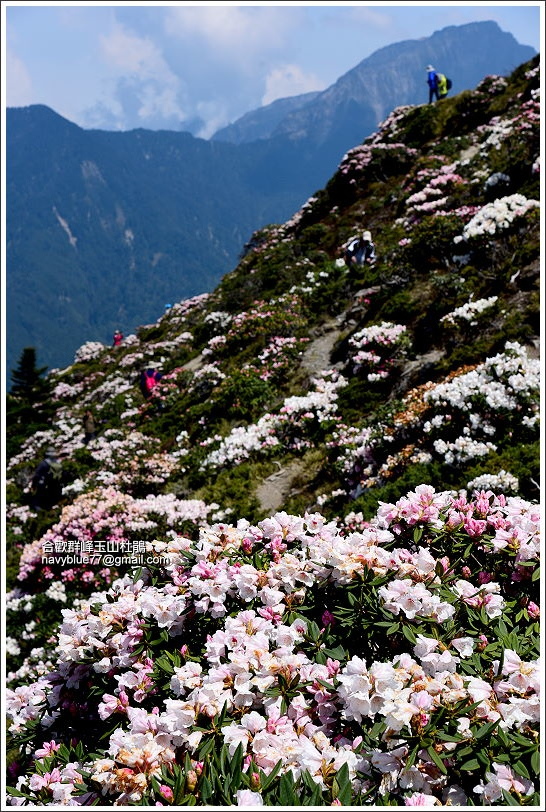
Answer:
501, 789, 520, 806
219, 744, 227, 779
173, 766, 185, 804
473, 720, 499, 740
5, 788, 28, 799
260, 759, 283, 792
155, 655, 174, 674
435, 731, 464, 743
197, 736, 216, 758
401, 624, 416, 644
426, 746, 447, 775
459, 758, 480, 771
306, 620, 321, 641
315, 678, 336, 691
513, 760, 530, 780
332, 763, 352, 805
530, 749, 540, 774
476, 749, 491, 769
300, 771, 324, 805
510, 732, 536, 747
230, 742, 244, 780
322, 645, 347, 660
453, 699, 482, 717
405, 743, 420, 769
199, 774, 213, 803
278, 772, 298, 806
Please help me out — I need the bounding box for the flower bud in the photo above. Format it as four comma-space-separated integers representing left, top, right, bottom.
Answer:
159, 785, 174, 802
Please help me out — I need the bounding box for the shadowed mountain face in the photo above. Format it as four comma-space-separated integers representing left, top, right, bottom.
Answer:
6, 21, 536, 376
6, 108, 313, 375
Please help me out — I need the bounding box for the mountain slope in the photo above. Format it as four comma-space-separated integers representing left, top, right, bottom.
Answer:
212, 90, 320, 143
5, 56, 540, 807
6, 21, 536, 377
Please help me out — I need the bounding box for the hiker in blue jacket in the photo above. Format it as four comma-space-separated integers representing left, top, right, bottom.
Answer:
426, 65, 439, 103
345, 231, 376, 269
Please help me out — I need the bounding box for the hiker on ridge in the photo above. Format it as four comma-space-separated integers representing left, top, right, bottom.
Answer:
113, 330, 123, 347
426, 65, 439, 103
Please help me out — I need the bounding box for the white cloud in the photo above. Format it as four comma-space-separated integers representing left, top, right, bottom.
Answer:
262, 64, 325, 106
99, 24, 187, 124
100, 24, 175, 80
6, 46, 33, 106
164, 5, 294, 61
137, 84, 185, 123
348, 6, 393, 29
194, 100, 231, 140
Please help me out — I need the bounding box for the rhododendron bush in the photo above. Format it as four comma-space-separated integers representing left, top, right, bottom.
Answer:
5, 57, 540, 808
6, 486, 540, 806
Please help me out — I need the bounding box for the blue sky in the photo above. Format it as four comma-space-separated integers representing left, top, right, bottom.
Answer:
2, 2, 543, 137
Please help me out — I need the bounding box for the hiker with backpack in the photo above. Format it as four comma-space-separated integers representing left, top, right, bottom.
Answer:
30, 447, 64, 511
344, 231, 376, 270
426, 65, 451, 103
426, 65, 440, 103
437, 72, 448, 99
113, 330, 123, 347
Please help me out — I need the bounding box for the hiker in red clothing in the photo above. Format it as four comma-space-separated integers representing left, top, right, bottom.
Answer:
140, 368, 163, 400
113, 330, 123, 347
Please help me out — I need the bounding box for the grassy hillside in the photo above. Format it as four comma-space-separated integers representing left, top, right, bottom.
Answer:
4, 57, 540, 807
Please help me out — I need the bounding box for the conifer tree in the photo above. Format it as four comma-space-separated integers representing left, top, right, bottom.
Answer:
7, 348, 54, 459
10, 347, 49, 399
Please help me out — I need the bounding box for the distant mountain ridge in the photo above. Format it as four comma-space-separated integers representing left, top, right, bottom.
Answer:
212, 21, 535, 150
6, 21, 536, 376
212, 91, 321, 144
6, 106, 314, 376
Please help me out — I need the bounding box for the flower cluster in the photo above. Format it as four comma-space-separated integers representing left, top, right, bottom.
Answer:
339, 142, 418, 182
466, 470, 519, 494
405, 166, 465, 216
440, 296, 498, 326
73, 341, 107, 364
243, 336, 310, 382
328, 342, 538, 492
454, 194, 539, 242
347, 322, 409, 380
6, 485, 540, 806
475, 75, 509, 96
201, 371, 347, 471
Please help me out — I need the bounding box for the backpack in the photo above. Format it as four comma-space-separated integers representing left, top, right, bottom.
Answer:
44, 460, 63, 497
446, 77, 452, 90
346, 237, 359, 253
